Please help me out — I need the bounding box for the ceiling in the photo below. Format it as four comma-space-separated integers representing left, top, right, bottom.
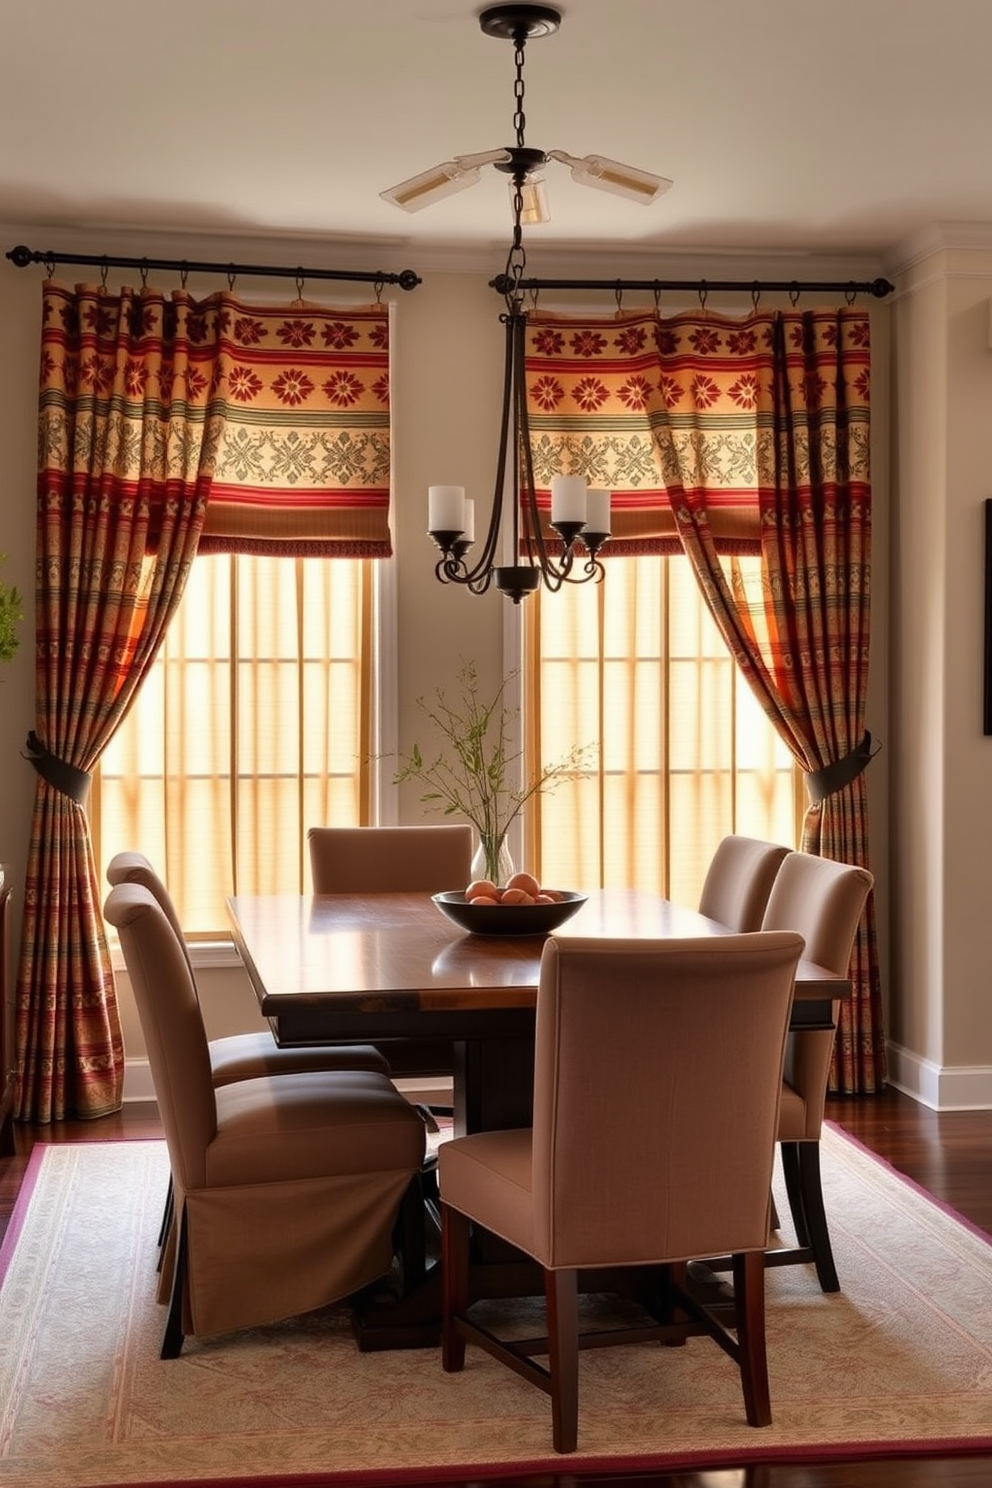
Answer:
3, 0, 992, 272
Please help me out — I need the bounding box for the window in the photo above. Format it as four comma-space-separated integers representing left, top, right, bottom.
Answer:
525, 554, 802, 902
94, 552, 375, 936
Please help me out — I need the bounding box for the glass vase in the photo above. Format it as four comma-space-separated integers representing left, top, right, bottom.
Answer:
471, 834, 514, 888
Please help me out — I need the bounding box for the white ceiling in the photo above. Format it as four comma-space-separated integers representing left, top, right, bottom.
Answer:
2, 0, 992, 272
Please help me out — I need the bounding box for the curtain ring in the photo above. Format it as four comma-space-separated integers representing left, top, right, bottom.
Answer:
44, 253, 55, 277
615, 281, 623, 316
296, 271, 305, 300
653, 285, 662, 314
528, 285, 540, 311
227, 266, 237, 291
374, 276, 385, 304
100, 258, 109, 290
698, 281, 708, 311
789, 283, 800, 307
180, 263, 189, 289
751, 282, 761, 310
140, 261, 148, 288
845, 284, 857, 305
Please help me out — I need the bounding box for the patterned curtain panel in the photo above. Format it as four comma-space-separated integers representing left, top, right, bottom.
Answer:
196, 296, 391, 557
17, 280, 214, 1122
525, 305, 883, 1093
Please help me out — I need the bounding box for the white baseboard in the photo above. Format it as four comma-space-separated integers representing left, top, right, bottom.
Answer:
885, 1041, 992, 1110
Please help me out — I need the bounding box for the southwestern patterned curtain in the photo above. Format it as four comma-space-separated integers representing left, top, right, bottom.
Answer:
525, 305, 883, 1093
17, 282, 392, 1123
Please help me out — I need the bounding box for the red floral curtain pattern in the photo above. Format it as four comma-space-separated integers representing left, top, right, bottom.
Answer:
17, 279, 215, 1122
17, 283, 394, 1123
195, 297, 391, 557
525, 306, 883, 1093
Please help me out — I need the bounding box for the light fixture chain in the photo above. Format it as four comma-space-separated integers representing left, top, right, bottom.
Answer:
512, 37, 527, 150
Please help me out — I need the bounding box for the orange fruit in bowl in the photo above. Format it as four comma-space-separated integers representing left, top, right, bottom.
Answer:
465, 879, 499, 902
500, 886, 535, 905
505, 870, 541, 899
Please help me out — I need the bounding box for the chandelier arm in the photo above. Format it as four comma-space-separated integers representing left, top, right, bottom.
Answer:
512, 309, 569, 593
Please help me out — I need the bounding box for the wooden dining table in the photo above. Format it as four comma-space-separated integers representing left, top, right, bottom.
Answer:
226, 886, 848, 1350
226, 886, 849, 1139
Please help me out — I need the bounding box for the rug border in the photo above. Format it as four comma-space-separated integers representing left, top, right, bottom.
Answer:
7, 1134, 992, 1488
0, 1141, 47, 1287
824, 1118, 992, 1247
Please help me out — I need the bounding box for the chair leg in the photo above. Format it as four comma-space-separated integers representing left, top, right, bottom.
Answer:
796, 1141, 839, 1293
393, 1171, 427, 1294
441, 1203, 470, 1373
156, 1174, 174, 1270
732, 1249, 771, 1427
545, 1267, 579, 1454
161, 1204, 188, 1359
780, 1141, 810, 1246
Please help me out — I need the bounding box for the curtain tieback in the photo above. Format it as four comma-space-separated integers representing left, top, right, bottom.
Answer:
805, 731, 875, 807
23, 731, 92, 805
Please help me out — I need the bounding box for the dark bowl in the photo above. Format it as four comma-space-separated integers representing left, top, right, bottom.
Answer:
432, 889, 587, 937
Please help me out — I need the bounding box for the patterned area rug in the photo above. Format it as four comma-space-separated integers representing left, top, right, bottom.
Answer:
2, 1127, 992, 1487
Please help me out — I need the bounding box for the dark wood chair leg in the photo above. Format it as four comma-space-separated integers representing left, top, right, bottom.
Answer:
733, 1249, 771, 1426
797, 1141, 839, 1293
161, 1204, 188, 1359
545, 1267, 579, 1454
780, 1141, 810, 1246
394, 1171, 427, 1293
156, 1175, 174, 1268
441, 1203, 469, 1372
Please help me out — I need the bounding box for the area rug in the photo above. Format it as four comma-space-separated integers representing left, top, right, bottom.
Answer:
2, 1128, 992, 1488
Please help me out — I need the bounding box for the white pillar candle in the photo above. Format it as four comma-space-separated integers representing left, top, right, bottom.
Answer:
461, 497, 475, 543
586, 487, 612, 535
551, 474, 587, 524
428, 485, 465, 533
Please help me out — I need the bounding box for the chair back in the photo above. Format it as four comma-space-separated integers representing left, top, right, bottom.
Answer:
530, 931, 804, 1270
107, 851, 193, 976
308, 824, 473, 893
761, 852, 874, 1139
697, 835, 790, 930
761, 852, 873, 976
104, 882, 217, 1190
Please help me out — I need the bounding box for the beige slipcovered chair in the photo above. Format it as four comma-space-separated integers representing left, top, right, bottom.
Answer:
698, 835, 790, 931
307, 824, 473, 1082
107, 851, 390, 1084
439, 930, 805, 1454
761, 851, 874, 1292
105, 882, 427, 1357
107, 851, 393, 1251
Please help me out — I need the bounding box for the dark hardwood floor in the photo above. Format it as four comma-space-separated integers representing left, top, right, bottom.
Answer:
2, 1087, 991, 1488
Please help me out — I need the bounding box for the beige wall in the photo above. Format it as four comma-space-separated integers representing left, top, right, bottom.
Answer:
0, 228, 907, 1104
889, 237, 992, 1105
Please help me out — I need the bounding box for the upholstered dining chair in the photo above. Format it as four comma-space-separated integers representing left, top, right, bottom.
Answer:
107, 851, 390, 1084
697, 835, 790, 931
104, 882, 427, 1357
439, 930, 805, 1454
757, 851, 874, 1293
307, 823, 473, 1084
107, 851, 395, 1252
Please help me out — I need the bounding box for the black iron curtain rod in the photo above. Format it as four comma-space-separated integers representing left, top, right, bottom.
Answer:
489, 273, 894, 300
5, 244, 422, 292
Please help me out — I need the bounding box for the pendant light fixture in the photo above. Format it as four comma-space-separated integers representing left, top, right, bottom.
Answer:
385, 5, 672, 602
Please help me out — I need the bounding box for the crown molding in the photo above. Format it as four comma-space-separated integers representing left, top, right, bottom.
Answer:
887, 221, 992, 276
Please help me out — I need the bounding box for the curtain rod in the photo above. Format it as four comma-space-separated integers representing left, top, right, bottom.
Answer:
490, 273, 894, 301
5, 244, 422, 292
